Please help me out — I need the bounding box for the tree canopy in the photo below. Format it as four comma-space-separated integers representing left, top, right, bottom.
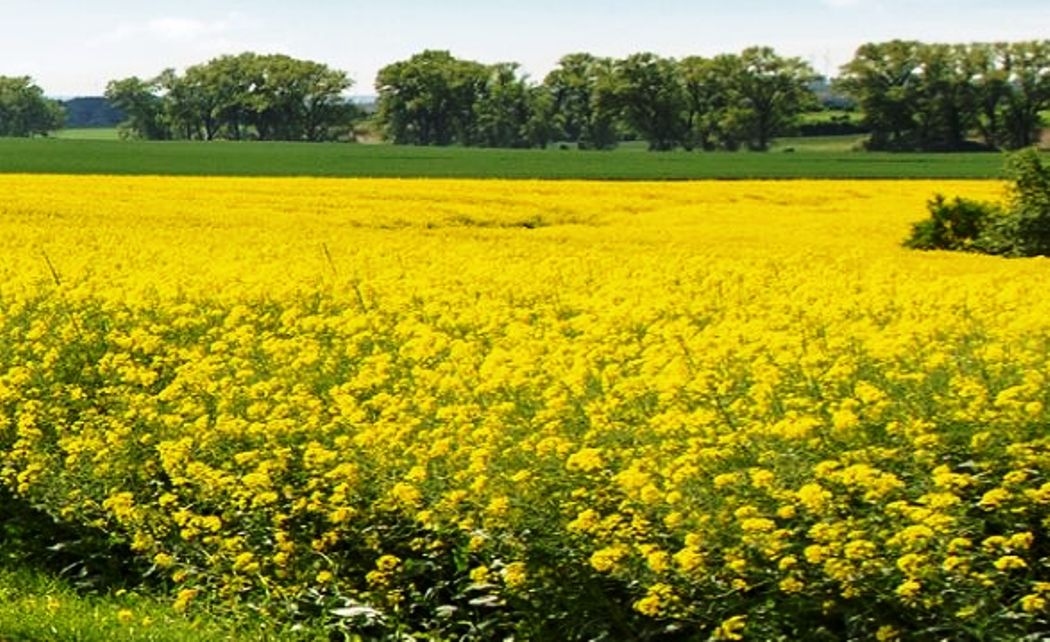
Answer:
377, 48, 818, 151
15, 38, 1044, 151
543, 53, 619, 150
375, 50, 554, 148
608, 53, 688, 151
0, 76, 64, 137
733, 47, 820, 151
106, 53, 359, 141
837, 39, 1050, 151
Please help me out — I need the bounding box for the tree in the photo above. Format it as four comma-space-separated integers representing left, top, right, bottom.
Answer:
609, 53, 687, 151
104, 76, 170, 140
243, 54, 357, 141
106, 53, 358, 142
963, 43, 1012, 148
733, 47, 818, 150
996, 41, 1050, 150
839, 39, 1050, 151
375, 50, 489, 146
205, 54, 265, 141
912, 44, 978, 150
473, 63, 535, 148
0, 76, 64, 137
680, 55, 749, 150
543, 53, 618, 150
376, 53, 551, 149
836, 41, 924, 150
157, 67, 217, 140
523, 85, 557, 149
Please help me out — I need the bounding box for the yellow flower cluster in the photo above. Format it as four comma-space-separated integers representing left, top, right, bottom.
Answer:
0, 175, 1047, 637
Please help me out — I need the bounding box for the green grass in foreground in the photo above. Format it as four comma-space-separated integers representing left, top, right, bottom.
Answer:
0, 565, 256, 642
0, 136, 1015, 179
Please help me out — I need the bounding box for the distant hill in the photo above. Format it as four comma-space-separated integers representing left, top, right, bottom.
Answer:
59, 97, 124, 128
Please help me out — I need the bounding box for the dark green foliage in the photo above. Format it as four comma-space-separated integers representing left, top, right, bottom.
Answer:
0, 487, 144, 591
1002, 148, 1050, 255
59, 97, 124, 128
375, 50, 488, 146
680, 56, 737, 150
733, 47, 820, 151
376, 51, 554, 149
377, 48, 817, 151
838, 40, 1050, 151
104, 76, 171, 140
0, 76, 64, 137
608, 53, 688, 151
106, 54, 359, 142
904, 195, 1000, 251
473, 64, 553, 149
906, 149, 1050, 255
568, 48, 817, 152
543, 53, 620, 150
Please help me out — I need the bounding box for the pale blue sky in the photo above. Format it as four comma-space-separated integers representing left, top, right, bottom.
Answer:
3, 0, 1048, 96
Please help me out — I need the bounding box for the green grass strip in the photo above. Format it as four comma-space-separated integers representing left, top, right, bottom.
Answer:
0, 137, 1015, 179
0, 564, 313, 642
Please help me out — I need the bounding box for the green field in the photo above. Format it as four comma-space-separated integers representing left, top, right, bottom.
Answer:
52, 127, 121, 141
0, 136, 1014, 179
769, 134, 867, 153
797, 109, 864, 126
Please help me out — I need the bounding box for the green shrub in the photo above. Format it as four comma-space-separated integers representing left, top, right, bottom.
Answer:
1003, 148, 1050, 256
904, 195, 999, 251
906, 148, 1050, 256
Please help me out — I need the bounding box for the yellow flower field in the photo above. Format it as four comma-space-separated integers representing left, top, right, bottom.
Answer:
0, 176, 1048, 639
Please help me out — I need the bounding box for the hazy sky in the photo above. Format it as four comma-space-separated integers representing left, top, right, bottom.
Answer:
3, 0, 1049, 96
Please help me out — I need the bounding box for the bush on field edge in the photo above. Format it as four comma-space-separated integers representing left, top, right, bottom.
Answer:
905, 148, 1050, 256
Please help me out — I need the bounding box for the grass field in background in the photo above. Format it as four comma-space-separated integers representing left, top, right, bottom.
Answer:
796, 109, 865, 125
0, 136, 1013, 179
769, 134, 867, 153
51, 127, 122, 141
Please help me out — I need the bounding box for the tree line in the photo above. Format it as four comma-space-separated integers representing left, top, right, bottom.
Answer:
376, 48, 818, 151
0, 39, 1047, 150
381, 40, 1049, 152
104, 53, 359, 142
0, 76, 63, 137
837, 40, 1050, 151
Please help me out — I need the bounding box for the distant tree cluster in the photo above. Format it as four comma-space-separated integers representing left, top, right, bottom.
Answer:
837, 40, 1050, 151
105, 53, 359, 141
376, 48, 819, 151
374, 51, 553, 149
4, 39, 1047, 151
61, 97, 124, 128
0, 76, 63, 137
